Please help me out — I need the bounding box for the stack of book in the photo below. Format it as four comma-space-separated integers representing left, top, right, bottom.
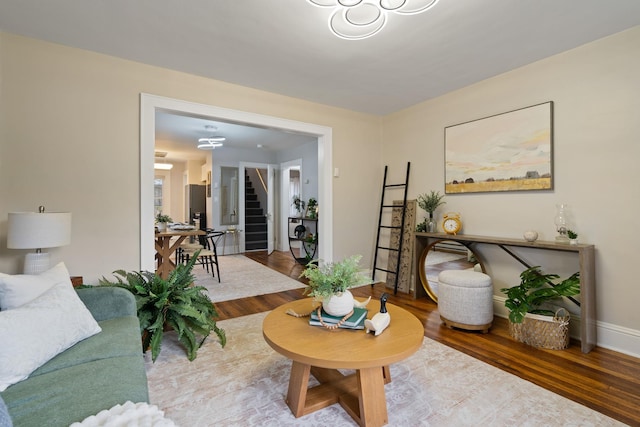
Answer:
309, 307, 368, 330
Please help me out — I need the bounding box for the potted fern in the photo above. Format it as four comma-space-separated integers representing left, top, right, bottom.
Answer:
300, 255, 369, 317
500, 266, 580, 349
98, 252, 226, 361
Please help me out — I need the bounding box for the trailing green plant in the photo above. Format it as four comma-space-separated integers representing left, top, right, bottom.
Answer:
292, 195, 305, 213
98, 252, 226, 362
306, 197, 318, 218
417, 191, 446, 217
155, 212, 172, 223
567, 229, 578, 239
500, 266, 580, 324
300, 255, 368, 300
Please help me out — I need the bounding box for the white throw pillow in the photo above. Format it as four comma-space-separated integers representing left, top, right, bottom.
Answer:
0, 262, 72, 310
0, 281, 102, 391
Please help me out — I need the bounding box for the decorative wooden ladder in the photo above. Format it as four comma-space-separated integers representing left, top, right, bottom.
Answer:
371, 162, 410, 295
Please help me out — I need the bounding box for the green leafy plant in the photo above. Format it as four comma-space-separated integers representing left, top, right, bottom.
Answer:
417, 190, 446, 217
567, 229, 578, 239
306, 197, 318, 218
300, 255, 368, 299
292, 195, 305, 213
500, 266, 580, 324
155, 212, 172, 223
98, 252, 226, 362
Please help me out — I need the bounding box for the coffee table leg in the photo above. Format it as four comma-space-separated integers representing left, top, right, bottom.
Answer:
357, 366, 388, 427
286, 361, 311, 417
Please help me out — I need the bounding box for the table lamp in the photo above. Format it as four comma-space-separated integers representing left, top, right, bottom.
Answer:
7, 206, 72, 274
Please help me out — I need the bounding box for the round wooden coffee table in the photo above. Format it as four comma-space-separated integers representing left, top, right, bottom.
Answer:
262, 298, 424, 427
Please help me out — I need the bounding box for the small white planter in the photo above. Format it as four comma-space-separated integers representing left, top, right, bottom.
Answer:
156, 222, 167, 232
323, 290, 354, 317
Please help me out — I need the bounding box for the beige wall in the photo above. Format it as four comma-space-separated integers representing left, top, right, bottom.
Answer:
1, 26, 639, 354
0, 32, 382, 282
383, 26, 640, 354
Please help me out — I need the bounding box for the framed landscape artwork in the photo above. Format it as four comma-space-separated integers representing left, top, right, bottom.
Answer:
444, 101, 554, 194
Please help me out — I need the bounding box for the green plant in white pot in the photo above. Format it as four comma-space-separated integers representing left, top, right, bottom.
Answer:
300, 255, 369, 316
155, 212, 172, 232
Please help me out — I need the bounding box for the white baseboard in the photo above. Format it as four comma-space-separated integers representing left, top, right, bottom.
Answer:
493, 296, 640, 358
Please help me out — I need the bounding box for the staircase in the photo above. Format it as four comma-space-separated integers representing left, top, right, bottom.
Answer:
244, 173, 267, 251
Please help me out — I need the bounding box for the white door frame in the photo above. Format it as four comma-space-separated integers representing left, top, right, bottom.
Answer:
279, 159, 302, 252
140, 93, 333, 271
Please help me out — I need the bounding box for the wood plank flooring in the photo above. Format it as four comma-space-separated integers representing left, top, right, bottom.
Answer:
214, 251, 640, 426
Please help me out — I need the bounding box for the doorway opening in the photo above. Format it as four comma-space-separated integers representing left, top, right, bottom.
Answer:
140, 94, 333, 271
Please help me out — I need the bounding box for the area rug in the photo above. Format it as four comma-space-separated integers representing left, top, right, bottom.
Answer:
191, 255, 305, 303
145, 312, 623, 427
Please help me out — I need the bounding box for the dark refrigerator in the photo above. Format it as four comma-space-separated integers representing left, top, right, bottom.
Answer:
185, 184, 206, 226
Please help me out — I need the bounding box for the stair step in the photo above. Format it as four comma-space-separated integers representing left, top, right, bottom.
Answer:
246, 200, 260, 209
245, 223, 267, 233
245, 240, 267, 250
246, 215, 266, 224
246, 208, 263, 216
245, 231, 267, 241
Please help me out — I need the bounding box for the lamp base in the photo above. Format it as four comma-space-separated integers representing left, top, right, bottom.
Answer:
24, 252, 51, 274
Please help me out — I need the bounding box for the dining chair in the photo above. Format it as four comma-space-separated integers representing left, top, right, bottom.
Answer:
181, 231, 222, 282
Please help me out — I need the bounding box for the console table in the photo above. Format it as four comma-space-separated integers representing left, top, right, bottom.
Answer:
413, 232, 596, 353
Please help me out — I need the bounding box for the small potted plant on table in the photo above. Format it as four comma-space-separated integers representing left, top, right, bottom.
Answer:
300, 255, 369, 317
155, 212, 172, 232
500, 266, 580, 350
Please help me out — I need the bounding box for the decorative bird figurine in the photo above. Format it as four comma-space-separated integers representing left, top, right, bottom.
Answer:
365, 293, 390, 336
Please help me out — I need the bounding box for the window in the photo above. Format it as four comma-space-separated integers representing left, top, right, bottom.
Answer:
154, 177, 163, 217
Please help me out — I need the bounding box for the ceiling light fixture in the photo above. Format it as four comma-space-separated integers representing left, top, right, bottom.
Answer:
307, 0, 439, 40
197, 142, 224, 150
154, 163, 173, 170
198, 125, 226, 150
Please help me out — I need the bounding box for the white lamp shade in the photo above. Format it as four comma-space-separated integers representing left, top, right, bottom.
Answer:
7, 212, 72, 249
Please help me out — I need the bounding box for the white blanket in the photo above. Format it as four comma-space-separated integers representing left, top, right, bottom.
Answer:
70, 401, 176, 427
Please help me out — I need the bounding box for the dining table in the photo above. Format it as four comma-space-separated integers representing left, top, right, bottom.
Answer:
154, 228, 206, 279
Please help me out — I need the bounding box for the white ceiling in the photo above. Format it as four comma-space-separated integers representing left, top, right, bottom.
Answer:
1, 0, 639, 158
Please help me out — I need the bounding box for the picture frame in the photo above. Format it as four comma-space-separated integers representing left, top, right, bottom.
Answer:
444, 101, 553, 194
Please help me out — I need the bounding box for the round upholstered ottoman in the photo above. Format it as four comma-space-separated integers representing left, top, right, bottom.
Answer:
438, 270, 493, 333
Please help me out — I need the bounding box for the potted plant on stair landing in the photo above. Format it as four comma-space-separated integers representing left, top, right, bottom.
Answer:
300, 255, 369, 317
500, 266, 580, 350
98, 251, 226, 361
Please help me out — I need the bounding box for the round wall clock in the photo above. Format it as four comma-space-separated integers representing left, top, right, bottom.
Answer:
442, 212, 462, 235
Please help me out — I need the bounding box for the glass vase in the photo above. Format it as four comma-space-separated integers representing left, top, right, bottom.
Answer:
427, 215, 436, 233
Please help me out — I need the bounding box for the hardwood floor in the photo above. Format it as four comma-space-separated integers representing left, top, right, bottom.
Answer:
214, 250, 640, 426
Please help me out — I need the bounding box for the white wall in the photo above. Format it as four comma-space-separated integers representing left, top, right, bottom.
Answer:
0, 31, 381, 282
383, 26, 640, 355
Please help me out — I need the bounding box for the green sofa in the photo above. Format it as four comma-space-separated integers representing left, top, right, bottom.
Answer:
0, 287, 149, 426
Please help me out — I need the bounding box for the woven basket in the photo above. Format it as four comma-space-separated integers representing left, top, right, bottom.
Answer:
509, 309, 570, 350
